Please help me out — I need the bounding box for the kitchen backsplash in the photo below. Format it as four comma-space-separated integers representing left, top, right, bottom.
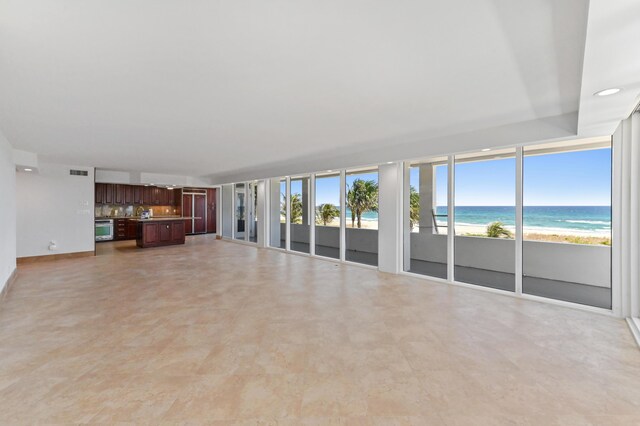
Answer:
95, 204, 181, 218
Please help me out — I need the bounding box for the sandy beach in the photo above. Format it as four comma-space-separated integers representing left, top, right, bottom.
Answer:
315, 219, 610, 244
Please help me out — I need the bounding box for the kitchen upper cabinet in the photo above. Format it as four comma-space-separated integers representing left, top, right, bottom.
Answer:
143, 186, 154, 205
95, 184, 185, 207
95, 183, 105, 204
133, 186, 144, 204
114, 184, 126, 204
124, 185, 134, 204
173, 189, 182, 206
104, 183, 114, 204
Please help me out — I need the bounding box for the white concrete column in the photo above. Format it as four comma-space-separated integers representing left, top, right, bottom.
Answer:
418, 163, 435, 233
378, 162, 403, 274
257, 180, 267, 247
402, 162, 411, 271
221, 184, 234, 239
268, 178, 281, 247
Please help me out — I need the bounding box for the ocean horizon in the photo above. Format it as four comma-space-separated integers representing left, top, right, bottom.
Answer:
328, 206, 611, 234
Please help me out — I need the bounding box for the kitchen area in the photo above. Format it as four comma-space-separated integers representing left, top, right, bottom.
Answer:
95, 183, 217, 249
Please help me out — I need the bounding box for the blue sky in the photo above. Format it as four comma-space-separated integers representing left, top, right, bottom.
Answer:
294, 148, 611, 207
409, 148, 612, 206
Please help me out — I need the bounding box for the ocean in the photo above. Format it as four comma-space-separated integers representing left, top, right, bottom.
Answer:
345, 206, 611, 235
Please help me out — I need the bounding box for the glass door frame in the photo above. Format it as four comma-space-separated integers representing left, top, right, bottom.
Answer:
231, 181, 258, 244
401, 140, 616, 315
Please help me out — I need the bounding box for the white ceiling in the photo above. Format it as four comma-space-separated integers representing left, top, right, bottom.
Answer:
0, 0, 638, 183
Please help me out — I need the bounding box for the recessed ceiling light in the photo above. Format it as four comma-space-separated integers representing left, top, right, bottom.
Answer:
168, 187, 174, 190
386, 161, 393, 164
327, 170, 333, 173
481, 149, 491, 152
594, 88, 621, 97
150, 183, 154, 185
24, 168, 32, 172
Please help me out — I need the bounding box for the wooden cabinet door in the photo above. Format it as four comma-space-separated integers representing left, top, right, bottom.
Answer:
172, 221, 185, 243
183, 194, 193, 234
126, 220, 137, 239
160, 188, 169, 205
143, 223, 159, 244
153, 187, 162, 205
143, 186, 153, 205
159, 222, 172, 242
95, 183, 105, 204
133, 186, 144, 204
206, 188, 216, 233
114, 219, 127, 240
124, 185, 134, 204
114, 185, 125, 204
173, 188, 182, 206
193, 194, 206, 234
104, 184, 114, 204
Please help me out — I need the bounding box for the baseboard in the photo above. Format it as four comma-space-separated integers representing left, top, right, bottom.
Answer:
0, 268, 17, 303
627, 317, 640, 349
216, 235, 222, 240
17, 251, 95, 265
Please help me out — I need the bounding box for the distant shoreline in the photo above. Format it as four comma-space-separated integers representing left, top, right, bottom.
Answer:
315, 218, 611, 242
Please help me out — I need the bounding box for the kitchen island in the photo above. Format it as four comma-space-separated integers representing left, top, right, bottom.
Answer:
134, 218, 193, 248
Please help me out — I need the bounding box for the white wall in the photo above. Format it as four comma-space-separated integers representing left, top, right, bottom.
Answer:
378, 163, 402, 273
0, 131, 16, 289
221, 184, 233, 238
16, 162, 95, 258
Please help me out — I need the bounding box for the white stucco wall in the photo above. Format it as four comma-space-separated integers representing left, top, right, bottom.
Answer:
0, 131, 17, 289
16, 162, 95, 258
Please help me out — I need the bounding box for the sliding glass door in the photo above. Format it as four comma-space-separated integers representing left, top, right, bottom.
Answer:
454, 149, 516, 291
289, 176, 310, 253
523, 139, 612, 308
234, 183, 245, 241
315, 172, 341, 259
345, 169, 379, 266
248, 181, 258, 243
404, 157, 448, 279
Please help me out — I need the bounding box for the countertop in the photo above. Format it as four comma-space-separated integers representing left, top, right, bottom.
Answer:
131, 217, 201, 222
95, 216, 200, 221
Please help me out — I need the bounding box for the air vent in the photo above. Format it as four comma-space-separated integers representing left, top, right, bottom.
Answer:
70, 169, 89, 176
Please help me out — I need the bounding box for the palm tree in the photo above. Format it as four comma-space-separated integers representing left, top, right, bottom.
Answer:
486, 221, 513, 238
316, 203, 340, 226
282, 193, 304, 224
409, 186, 420, 230
346, 179, 378, 228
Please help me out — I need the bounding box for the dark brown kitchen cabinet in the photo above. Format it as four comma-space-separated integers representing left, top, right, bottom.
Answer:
95, 184, 185, 207
126, 220, 137, 239
104, 183, 114, 204
136, 220, 186, 248
124, 185, 134, 204
95, 183, 105, 204
114, 184, 126, 204
114, 218, 128, 240
173, 188, 182, 206
143, 186, 154, 205
133, 186, 144, 204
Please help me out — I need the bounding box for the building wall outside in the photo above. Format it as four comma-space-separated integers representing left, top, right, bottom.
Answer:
410, 232, 610, 288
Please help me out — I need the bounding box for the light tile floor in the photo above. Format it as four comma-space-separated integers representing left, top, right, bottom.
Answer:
0, 235, 639, 424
